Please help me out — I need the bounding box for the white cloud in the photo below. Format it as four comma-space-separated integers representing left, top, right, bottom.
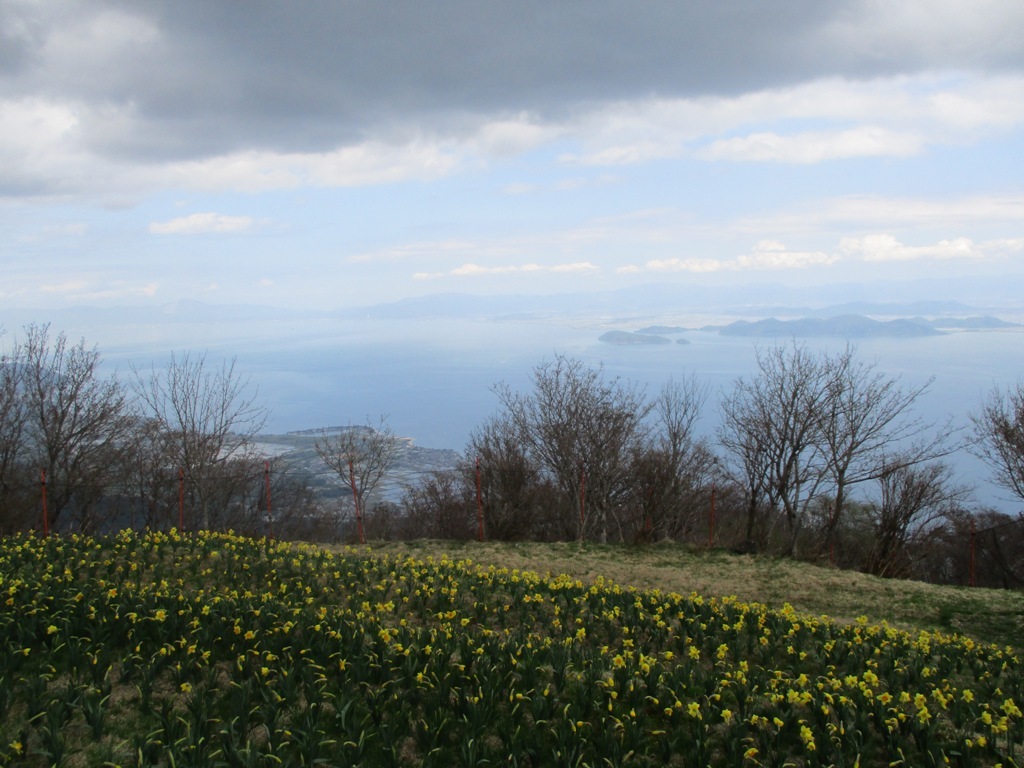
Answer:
0, 97, 462, 198
637, 241, 836, 274
838, 234, 1019, 262
729, 193, 1024, 240
563, 74, 1024, 167
348, 240, 480, 265
40, 280, 89, 294
551, 262, 599, 273
632, 233, 1022, 277
162, 141, 461, 193
148, 213, 255, 235
700, 127, 924, 163
37, 280, 158, 301
470, 114, 562, 157
449, 261, 598, 277
4, 72, 1023, 201
821, 195, 1024, 227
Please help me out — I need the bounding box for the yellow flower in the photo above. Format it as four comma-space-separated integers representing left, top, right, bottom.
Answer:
800, 724, 816, 751
180, 682, 192, 693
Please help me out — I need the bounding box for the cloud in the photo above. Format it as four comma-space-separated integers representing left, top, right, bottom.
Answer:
4, 67, 1023, 201
816, 1, 1024, 73
700, 127, 924, 163
502, 175, 617, 195
821, 195, 1024, 227
563, 75, 1024, 168
40, 280, 89, 295
349, 240, 480, 265
449, 262, 598, 277
148, 213, 255, 235
164, 141, 462, 193
37, 280, 159, 301
839, 234, 1021, 262
413, 260, 600, 280
728, 193, 1024, 240
3, 2, 1022, 173
628, 233, 1022, 277
635, 240, 836, 274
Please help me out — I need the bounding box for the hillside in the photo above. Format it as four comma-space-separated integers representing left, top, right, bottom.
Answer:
360, 539, 1024, 649
3, 531, 1023, 766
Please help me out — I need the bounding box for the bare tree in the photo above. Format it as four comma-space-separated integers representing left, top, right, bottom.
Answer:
468, 415, 555, 540
21, 323, 133, 532
864, 459, 968, 578
314, 416, 401, 539
718, 342, 832, 555
134, 352, 267, 529
0, 332, 30, 532
120, 415, 179, 530
399, 469, 476, 540
971, 382, 1024, 503
819, 344, 955, 546
630, 377, 715, 541
718, 403, 775, 546
495, 354, 652, 543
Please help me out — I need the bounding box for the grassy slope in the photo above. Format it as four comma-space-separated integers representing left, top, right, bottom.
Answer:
351, 540, 1024, 649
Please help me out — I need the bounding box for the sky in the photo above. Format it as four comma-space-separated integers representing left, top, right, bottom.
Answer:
2, 0, 1024, 313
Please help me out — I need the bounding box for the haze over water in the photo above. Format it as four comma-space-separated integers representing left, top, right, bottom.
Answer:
59, 311, 1023, 516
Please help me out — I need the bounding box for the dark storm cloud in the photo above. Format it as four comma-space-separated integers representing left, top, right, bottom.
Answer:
4, 0, 1023, 161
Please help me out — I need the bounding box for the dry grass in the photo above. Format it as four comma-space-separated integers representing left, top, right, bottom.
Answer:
345, 539, 1024, 649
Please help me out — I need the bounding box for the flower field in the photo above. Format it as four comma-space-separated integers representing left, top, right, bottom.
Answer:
0, 531, 1022, 767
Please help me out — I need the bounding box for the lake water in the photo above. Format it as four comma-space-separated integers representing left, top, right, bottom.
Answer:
32, 312, 1024, 514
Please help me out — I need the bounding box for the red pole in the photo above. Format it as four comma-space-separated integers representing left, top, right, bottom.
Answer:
40, 469, 49, 537
264, 461, 274, 540
708, 482, 716, 547
178, 467, 184, 534
475, 457, 484, 542
348, 458, 364, 545
970, 518, 976, 588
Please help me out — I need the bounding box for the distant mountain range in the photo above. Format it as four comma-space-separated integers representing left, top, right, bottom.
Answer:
3, 279, 1022, 345
600, 314, 1022, 344
702, 315, 1020, 338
